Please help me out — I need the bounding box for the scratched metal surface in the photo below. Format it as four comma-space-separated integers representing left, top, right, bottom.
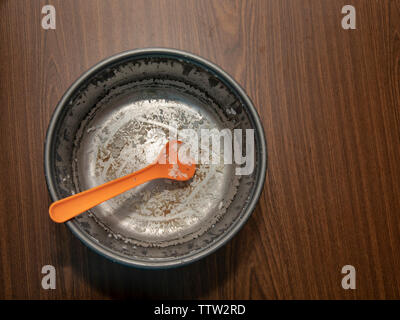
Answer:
74, 86, 237, 247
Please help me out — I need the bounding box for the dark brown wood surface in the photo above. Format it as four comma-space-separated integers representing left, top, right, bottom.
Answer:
1, 0, 400, 299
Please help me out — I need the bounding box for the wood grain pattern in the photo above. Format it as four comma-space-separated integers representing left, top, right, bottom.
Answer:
1, 0, 400, 299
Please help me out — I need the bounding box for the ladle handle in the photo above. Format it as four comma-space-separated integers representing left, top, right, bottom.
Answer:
49, 163, 158, 223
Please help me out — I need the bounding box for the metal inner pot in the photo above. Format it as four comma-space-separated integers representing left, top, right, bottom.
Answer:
44, 48, 267, 268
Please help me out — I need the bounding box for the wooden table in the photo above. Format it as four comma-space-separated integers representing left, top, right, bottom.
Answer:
1, 0, 400, 299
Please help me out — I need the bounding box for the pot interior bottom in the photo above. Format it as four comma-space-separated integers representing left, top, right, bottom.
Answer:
73, 84, 240, 247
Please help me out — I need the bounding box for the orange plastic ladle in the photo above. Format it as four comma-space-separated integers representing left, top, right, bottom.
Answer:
49, 141, 195, 223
